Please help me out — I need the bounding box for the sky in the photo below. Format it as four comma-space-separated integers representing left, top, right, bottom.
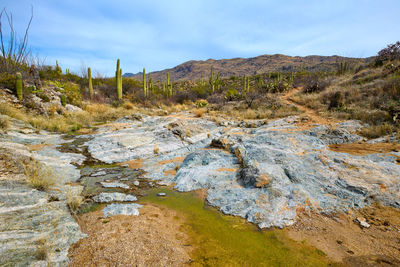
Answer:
2, 0, 400, 76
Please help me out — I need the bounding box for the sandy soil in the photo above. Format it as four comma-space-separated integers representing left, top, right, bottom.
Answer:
286, 205, 400, 266
282, 87, 341, 129
68, 204, 191, 267
328, 143, 400, 156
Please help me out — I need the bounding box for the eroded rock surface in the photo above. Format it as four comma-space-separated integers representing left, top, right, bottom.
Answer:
86, 114, 400, 228
0, 117, 86, 266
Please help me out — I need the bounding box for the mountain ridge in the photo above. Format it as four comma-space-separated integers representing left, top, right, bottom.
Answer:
124, 54, 374, 81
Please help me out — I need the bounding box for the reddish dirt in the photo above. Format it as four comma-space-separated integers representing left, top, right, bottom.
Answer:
68, 204, 191, 266
120, 159, 143, 169
216, 168, 237, 172
328, 143, 400, 156
286, 205, 400, 266
158, 157, 185, 165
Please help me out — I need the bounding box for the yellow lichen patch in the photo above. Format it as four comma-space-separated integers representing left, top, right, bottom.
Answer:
27, 144, 53, 151
256, 173, 271, 188
328, 143, 400, 156
390, 154, 400, 165
120, 159, 143, 169
216, 168, 237, 172
157, 157, 185, 165
164, 169, 177, 176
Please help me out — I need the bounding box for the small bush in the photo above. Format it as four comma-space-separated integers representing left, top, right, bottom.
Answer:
123, 102, 134, 110
0, 116, 10, 130
376, 41, 400, 64
359, 124, 394, 139
195, 99, 209, 108
23, 160, 55, 191
193, 108, 206, 117
303, 76, 331, 93
66, 188, 83, 212
0, 72, 16, 89
328, 91, 343, 110
154, 144, 159, 154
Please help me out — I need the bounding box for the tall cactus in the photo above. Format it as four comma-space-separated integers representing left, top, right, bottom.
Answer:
88, 67, 93, 99
243, 76, 250, 93
143, 68, 147, 97
119, 69, 122, 95
148, 73, 153, 92
209, 66, 215, 92
15, 72, 23, 100
55, 60, 62, 75
116, 59, 122, 100
166, 73, 171, 98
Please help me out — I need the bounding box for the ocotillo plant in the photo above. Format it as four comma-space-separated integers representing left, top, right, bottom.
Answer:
116, 59, 122, 100
15, 72, 23, 100
88, 67, 93, 99
143, 68, 147, 97
209, 66, 215, 92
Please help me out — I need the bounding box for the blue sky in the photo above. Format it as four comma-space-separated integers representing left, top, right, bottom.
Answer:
2, 0, 400, 76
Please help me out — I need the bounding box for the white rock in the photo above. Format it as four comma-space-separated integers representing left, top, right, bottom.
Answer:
356, 217, 370, 228
93, 192, 137, 203
100, 181, 129, 189
102, 203, 142, 217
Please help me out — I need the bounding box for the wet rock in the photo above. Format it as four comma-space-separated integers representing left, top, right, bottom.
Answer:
93, 192, 137, 203
84, 115, 400, 229
100, 181, 130, 189
91, 170, 107, 177
102, 203, 142, 217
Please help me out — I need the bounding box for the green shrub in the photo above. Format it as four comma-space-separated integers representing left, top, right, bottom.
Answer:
63, 82, 82, 106
0, 72, 16, 89
225, 88, 240, 101
196, 99, 209, 108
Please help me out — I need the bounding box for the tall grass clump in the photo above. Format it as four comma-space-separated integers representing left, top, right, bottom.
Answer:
23, 160, 56, 191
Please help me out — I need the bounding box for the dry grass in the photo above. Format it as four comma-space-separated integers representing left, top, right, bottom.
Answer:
66, 188, 84, 212
358, 124, 395, 139
153, 144, 159, 155
193, 108, 207, 117
123, 102, 134, 110
0, 116, 10, 130
35, 237, 49, 261
23, 160, 55, 191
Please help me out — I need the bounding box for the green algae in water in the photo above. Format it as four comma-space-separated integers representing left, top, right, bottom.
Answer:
141, 188, 340, 267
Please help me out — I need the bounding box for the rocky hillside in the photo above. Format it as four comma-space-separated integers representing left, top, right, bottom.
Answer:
124, 54, 373, 81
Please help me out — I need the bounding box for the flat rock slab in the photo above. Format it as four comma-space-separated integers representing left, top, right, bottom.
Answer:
93, 192, 137, 203
102, 203, 143, 217
100, 181, 130, 189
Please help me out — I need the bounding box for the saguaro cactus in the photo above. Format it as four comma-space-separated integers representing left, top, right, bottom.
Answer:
143, 68, 147, 97
243, 76, 250, 93
148, 73, 153, 92
116, 59, 122, 100
15, 72, 23, 100
55, 61, 62, 75
209, 66, 215, 92
88, 67, 93, 99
